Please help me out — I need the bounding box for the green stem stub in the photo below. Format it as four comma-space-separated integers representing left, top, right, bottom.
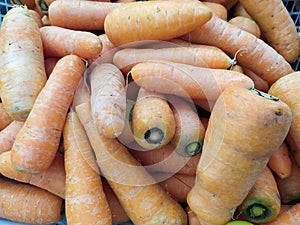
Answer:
249, 88, 279, 102
243, 202, 272, 223
144, 128, 164, 144
184, 141, 203, 157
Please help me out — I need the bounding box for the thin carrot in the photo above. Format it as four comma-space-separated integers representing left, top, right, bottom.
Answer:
76, 102, 188, 225
243, 67, 269, 93
0, 103, 13, 131
239, 0, 300, 63
0, 120, 24, 154
40, 26, 102, 59
181, 15, 294, 85
131, 88, 176, 150
11, 55, 85, 174
0, 6, 47, 121
63, 110, 112, 225
104, 0, 213, 46
265, 203, 300, 225
0, 178, 63, 224
187, 87, 292, 225
268, 142, 292, 179
228, 16, 261, 38
89, 63, 126, 138
0, 151, 65, 199
130, 60, 254, 102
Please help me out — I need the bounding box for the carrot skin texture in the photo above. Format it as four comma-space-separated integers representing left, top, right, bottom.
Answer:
0, 121, 24, 154
0, 103, 13, 131
76, 102, 188, 225
228, 16, 261, 38
11, 55, 85, 174
104, 0, 213, 46
187, 87, 292, 225
0, 178, 63, 224
0, 6, 47, 121
266, 203, 300, 225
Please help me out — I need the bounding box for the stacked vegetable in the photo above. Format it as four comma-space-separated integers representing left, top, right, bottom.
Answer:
0, 0, 299, 225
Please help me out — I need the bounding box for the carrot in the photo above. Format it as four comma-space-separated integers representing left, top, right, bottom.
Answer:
0, 103, 13, 131
187, 87, 292, 225
181, 15, 294, 85
243, 67, 269, 93
104, 0, 213, 46
44, 57, 60, 77
0, 6, 47, 121
0, 178, 63, 224
186, 206, 201, 225
0, 151, 65, 199
0, 121, 24, 154
202, 0, 238, 10
239, 0, 300, 63
40, 26, 102, 59
48, 0, 122, 31
63, 110, 112, 225
268, 142, 292, 179
10, 55, 85, 174
131, 88, 176, 150
265, 203, 300, 225
28, 8, 43, 28
202, 2, 227, 20
231, 64, 244, 73
89, 63, 126, 138
228, 16, 261, 38
236, 166, 281, 223
268, 71, 300, 166
75, 102, 188, 225
232, 2, 252, 19
168, 95, 206, 157
130, 60, 254, 102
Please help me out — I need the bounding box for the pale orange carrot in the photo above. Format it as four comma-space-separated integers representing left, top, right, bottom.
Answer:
232, 1, 252, 19
243, 67, 270, 92
0, 120, 24, 154
266, 203, 300, 225
228, 16, 261, 38
202, 0, 238, 10
0, 103, 13, 131
202, 1, 227, 20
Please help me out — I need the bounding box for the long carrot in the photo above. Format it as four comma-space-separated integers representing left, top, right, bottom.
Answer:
181, 15, 294, 85
239, 0, 300, 63
11, 55, 85, 174
0, 178, 63, 224
130, 60, 254, 102
104, 0, 213, 46
40, 26, 102, 59
89, 63, 126, 138
265, 203, 300, 225
0, 121, 24, 154
0, 6, 47, 121
63, 110, 112, 225
187, 87, 292, 225
0, 103, 13, 131
76, 102, 188, 225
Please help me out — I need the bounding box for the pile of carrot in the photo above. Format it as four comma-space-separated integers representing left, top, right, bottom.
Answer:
0, 0, 299, 225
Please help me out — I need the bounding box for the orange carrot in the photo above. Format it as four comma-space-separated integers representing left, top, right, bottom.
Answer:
187, 87, 292, 225
0, 103, 13, 131
202, 2, 227, 20
181, 15, 294, 85
0, 151, 65, 199
48, 0, 122, 31
104, 0, 213, 46
0, 178, 63, 224
130, 60, 254, 102
44, 57, 60, 77
89, 63, 126, 138
40, 26, 102, 59
28, 8, 43, 28
76, 102, 188, 225
228, 16, 261, 38
268, 142, 292, 179
265, 203, 300, 225
63, 110, 112, 225
243, 67, 270, 93
0, 6, 47, 121
202, 0, 238, 10
11, 55, 85, 174
0, 120, 24, 154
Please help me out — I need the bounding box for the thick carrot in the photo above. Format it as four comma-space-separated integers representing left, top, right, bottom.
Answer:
0, 6, 47, 121
236, 166, 281, 223
48, 0, 122, 31
239, 0, 300, 63
0, 151, 65, 199
265, 203, 300, 225
243, 67, 269, 93
40, 26, 102, 59
63, 110, 112, 225
0, 178, 63, 224
181, 15, 294, 85
130, 60, 254, 102
104, 0, 213, 46
268, 142, 292, 179
89, 63, 126, 138
187, 87, 292, 225
131, 88, 176, 150
11, 55, 85, 174
0, 120, 24, 154
0, 103, 13, 131
228, 16, 261, 38
268, 72, 300, 166
76, 102, 188, 225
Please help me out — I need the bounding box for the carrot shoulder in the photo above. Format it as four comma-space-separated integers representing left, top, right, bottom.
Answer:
11, 55, 85, 174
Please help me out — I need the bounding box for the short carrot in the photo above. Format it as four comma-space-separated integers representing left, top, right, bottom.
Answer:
0, 6, 47, 121
104, 0, 213, 46
265, 203, 300, 225
0, 103, 13, 131
0, 120, 24, 154
89, 63, 126, 138
228, 16, 261, 38
11, 55, 85, 174
131, 88, 176, 150
187, 87, 292, 225
0, 178, 63, 224
40, 26, 102, 59
130, 60, 254, 102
